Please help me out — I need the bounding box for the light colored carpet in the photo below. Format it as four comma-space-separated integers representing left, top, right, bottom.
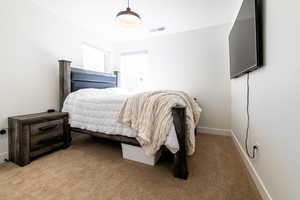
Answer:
0, 134, 262, 200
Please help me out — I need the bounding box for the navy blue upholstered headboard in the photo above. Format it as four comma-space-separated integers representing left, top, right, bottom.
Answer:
71, 67, 117, 92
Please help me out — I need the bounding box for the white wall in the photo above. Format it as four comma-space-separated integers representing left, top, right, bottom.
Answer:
231, 1, 300, 199
113, 25, 232, 132
0, 0, 112, 162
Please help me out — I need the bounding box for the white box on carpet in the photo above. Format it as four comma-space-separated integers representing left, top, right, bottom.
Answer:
121, 143, 162, 166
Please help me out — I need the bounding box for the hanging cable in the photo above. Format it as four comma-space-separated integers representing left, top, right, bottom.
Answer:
245, 73, 257, 159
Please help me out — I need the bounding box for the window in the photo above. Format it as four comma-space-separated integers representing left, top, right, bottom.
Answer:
82, 43, 105, 72
120, 51, 148, 92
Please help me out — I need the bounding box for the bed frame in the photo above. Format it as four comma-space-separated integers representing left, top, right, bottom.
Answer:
58, 60, 189, 179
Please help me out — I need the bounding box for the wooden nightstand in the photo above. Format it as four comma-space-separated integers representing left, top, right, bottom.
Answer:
8, 112, 70, 166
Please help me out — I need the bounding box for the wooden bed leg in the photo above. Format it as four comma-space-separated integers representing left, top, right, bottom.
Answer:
62, 124, 72, 149
172, 106, 188, 180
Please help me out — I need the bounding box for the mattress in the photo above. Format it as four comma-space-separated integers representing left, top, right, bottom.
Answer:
62, 88, 179, 153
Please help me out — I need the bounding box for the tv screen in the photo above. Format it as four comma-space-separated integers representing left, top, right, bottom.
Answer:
229, 0, 262, 79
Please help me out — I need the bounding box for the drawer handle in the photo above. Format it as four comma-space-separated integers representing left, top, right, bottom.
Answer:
39, 124, 58, 131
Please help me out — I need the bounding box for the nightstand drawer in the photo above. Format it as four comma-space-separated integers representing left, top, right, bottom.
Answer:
31, 132, 64, 151
30, 142, 65, 158
31, 119, 64, 136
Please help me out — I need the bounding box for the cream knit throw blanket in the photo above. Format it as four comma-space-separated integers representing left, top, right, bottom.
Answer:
118, 90, 202, 156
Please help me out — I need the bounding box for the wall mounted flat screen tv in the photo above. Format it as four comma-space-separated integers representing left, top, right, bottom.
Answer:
229, 0, 263, 79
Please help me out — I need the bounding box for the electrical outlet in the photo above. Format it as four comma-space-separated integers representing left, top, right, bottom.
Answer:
253, 143, 260, 151
0, 129, 8, 138
0, 129, 7, 135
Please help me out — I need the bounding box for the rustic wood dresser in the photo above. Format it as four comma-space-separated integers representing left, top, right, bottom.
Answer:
8, 112, 70, 166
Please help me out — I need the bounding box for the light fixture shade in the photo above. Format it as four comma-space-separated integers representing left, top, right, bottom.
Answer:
116, 7, 142, 28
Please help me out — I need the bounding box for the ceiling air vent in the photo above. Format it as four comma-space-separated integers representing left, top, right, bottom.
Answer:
150, 27, 166, 33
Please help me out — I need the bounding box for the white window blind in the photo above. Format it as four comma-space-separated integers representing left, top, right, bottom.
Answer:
120, 51, 148, 92
82, 43, 105, 72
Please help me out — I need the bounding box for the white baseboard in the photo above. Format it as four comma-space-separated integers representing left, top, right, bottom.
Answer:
197, 127, 231, 136
0, 152, 8, 164
230, 130, 272, 200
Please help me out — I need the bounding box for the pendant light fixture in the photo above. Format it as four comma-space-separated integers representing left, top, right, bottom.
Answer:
116, 0, 142, 28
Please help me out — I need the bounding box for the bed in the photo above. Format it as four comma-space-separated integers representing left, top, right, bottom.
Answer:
59, 60, 191, 179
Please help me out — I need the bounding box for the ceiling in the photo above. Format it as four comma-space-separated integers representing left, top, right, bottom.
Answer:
32, 0, 242, 43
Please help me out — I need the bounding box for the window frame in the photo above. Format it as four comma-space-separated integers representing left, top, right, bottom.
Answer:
82, 43, 107, 72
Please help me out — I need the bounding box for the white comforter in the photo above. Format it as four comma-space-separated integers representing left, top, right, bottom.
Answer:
62, 88, 179, 153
